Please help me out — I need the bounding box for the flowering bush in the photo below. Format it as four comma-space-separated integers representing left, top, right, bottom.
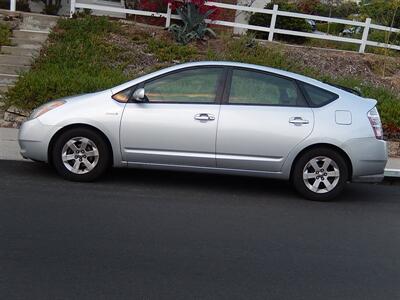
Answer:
138, 0, 166, 12
168, 0, 219, 44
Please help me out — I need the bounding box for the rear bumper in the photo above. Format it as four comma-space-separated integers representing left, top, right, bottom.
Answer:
352, 173, 384, 183
343, 138, 387, 183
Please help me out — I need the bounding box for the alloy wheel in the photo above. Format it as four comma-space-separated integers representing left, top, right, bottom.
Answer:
302, 156, 340, 194
61, 137, 99, 174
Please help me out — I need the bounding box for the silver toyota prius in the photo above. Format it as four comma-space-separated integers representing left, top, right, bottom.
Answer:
19, 61, 387, 201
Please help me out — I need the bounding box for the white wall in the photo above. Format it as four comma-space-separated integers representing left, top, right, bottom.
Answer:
233, 0, 271, 34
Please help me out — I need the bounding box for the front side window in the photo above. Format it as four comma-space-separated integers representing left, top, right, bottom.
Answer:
144, 67, 224, 103
112, 87, 133, 103
228, 69, 303, 106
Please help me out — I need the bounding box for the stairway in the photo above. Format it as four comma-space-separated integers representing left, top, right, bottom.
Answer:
0, 10, 57, 126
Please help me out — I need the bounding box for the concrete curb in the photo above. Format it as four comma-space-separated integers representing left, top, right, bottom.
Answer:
1, 127, 400, 177
384, 169, 400, 178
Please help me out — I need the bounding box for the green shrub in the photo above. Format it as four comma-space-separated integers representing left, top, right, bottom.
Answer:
316, 22, 346, 35
367, 29, 400, 45
248, 0, 312, 44
4, 16, 128, 110
0, 23, 11, 46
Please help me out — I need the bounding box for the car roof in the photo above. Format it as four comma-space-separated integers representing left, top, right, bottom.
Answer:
111, 61, 355, 98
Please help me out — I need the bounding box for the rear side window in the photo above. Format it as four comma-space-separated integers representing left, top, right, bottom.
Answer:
301, 83, 338, 107
228, 69, 305, 106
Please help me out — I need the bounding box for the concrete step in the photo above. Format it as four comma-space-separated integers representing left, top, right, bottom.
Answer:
10, 38, 43, 49
19, 12, 58, 31
0, 84, 13, 93
0, 10, 58, 31
1, 45, 39, 57
78, 0, 127, 18
0, 64, 30, 75
0, 74, 18, 85
13, 30, 48, 42
0, 55, 32, 66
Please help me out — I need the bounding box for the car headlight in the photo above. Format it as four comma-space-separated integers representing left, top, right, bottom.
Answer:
29, 100, 66, 120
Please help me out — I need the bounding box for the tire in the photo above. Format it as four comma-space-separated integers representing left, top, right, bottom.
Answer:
52, 127, 110, 182
292, 147, 349, 201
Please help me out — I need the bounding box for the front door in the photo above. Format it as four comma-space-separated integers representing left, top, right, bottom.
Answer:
216, 68, 314, 172
120, 67, 225, 167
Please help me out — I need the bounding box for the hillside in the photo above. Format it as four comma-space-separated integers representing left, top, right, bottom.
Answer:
2, 16, 400, 140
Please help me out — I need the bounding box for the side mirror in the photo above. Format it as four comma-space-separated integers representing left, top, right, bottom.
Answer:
132, 88, 146, 102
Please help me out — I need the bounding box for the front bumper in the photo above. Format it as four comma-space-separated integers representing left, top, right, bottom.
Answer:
18, 118, 60, 162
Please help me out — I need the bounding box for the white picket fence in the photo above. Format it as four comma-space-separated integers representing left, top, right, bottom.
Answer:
8, 0, 399, 53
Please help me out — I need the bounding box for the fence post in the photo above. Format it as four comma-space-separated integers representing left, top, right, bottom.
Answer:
359, 17, 371, 53
268, 4, 278, 42
10, 0, 16, 12
165, 3, 172, 28
70, 0, 76, 18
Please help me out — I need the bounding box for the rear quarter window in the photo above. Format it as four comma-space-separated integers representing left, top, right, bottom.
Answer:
300, 82, 338, 107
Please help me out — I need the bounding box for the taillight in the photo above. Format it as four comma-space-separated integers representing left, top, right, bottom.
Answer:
367, 107, 383, 140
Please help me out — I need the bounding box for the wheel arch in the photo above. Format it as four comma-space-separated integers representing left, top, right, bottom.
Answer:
47, 123, 114, 167
289, 143, 353, 181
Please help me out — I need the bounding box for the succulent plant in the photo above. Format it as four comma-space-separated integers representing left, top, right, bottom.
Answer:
169, 2, 217, 44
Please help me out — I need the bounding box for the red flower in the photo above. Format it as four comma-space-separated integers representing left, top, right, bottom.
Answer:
199, 4, 219, 20
139, 0, 163, 12
191, 0, 205, 6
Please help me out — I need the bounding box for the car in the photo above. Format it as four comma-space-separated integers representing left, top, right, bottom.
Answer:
18, 61, 387, 201
306, 19, 317, 32
341, 26, 362, 37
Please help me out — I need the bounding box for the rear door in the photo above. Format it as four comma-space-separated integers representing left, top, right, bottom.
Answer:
120, 66, 226, 167
216, 68, 314, 172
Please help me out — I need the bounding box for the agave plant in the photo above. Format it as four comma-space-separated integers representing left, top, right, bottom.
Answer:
169, 1, 217, 44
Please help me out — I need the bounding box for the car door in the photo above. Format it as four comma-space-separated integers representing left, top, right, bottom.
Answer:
216, 68, 314, 172
120, 66, 225, 167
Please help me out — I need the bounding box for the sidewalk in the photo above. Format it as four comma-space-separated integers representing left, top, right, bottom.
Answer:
385, 157, 400, 177
1, 127, 400, 177
0, 127, 26, 161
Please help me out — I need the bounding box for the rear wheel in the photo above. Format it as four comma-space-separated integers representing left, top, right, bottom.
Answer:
52, 128, 110, 181
292, 147, 348, 201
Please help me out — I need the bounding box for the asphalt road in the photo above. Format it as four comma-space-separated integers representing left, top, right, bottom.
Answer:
1, 160, 400, 300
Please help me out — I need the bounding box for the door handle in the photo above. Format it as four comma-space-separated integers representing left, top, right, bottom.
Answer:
194, 113, 215, 121
289, 117, 309, 125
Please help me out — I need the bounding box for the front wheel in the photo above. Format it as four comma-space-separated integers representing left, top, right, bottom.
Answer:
292, 148, 349, 201
52, 128, 110, 181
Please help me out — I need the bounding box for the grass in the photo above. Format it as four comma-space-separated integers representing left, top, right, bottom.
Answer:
4, 15, 400, 135
207, 35, 321, 78
147, 37, 198, 62
4, 16, 129, 110
0, 23, 12, 46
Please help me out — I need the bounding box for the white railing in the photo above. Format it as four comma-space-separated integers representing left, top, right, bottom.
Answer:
68, 0, 400, 54
10, 0, 16, 11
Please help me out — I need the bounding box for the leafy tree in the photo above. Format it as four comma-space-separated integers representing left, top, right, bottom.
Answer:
360, 0, 400, 27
